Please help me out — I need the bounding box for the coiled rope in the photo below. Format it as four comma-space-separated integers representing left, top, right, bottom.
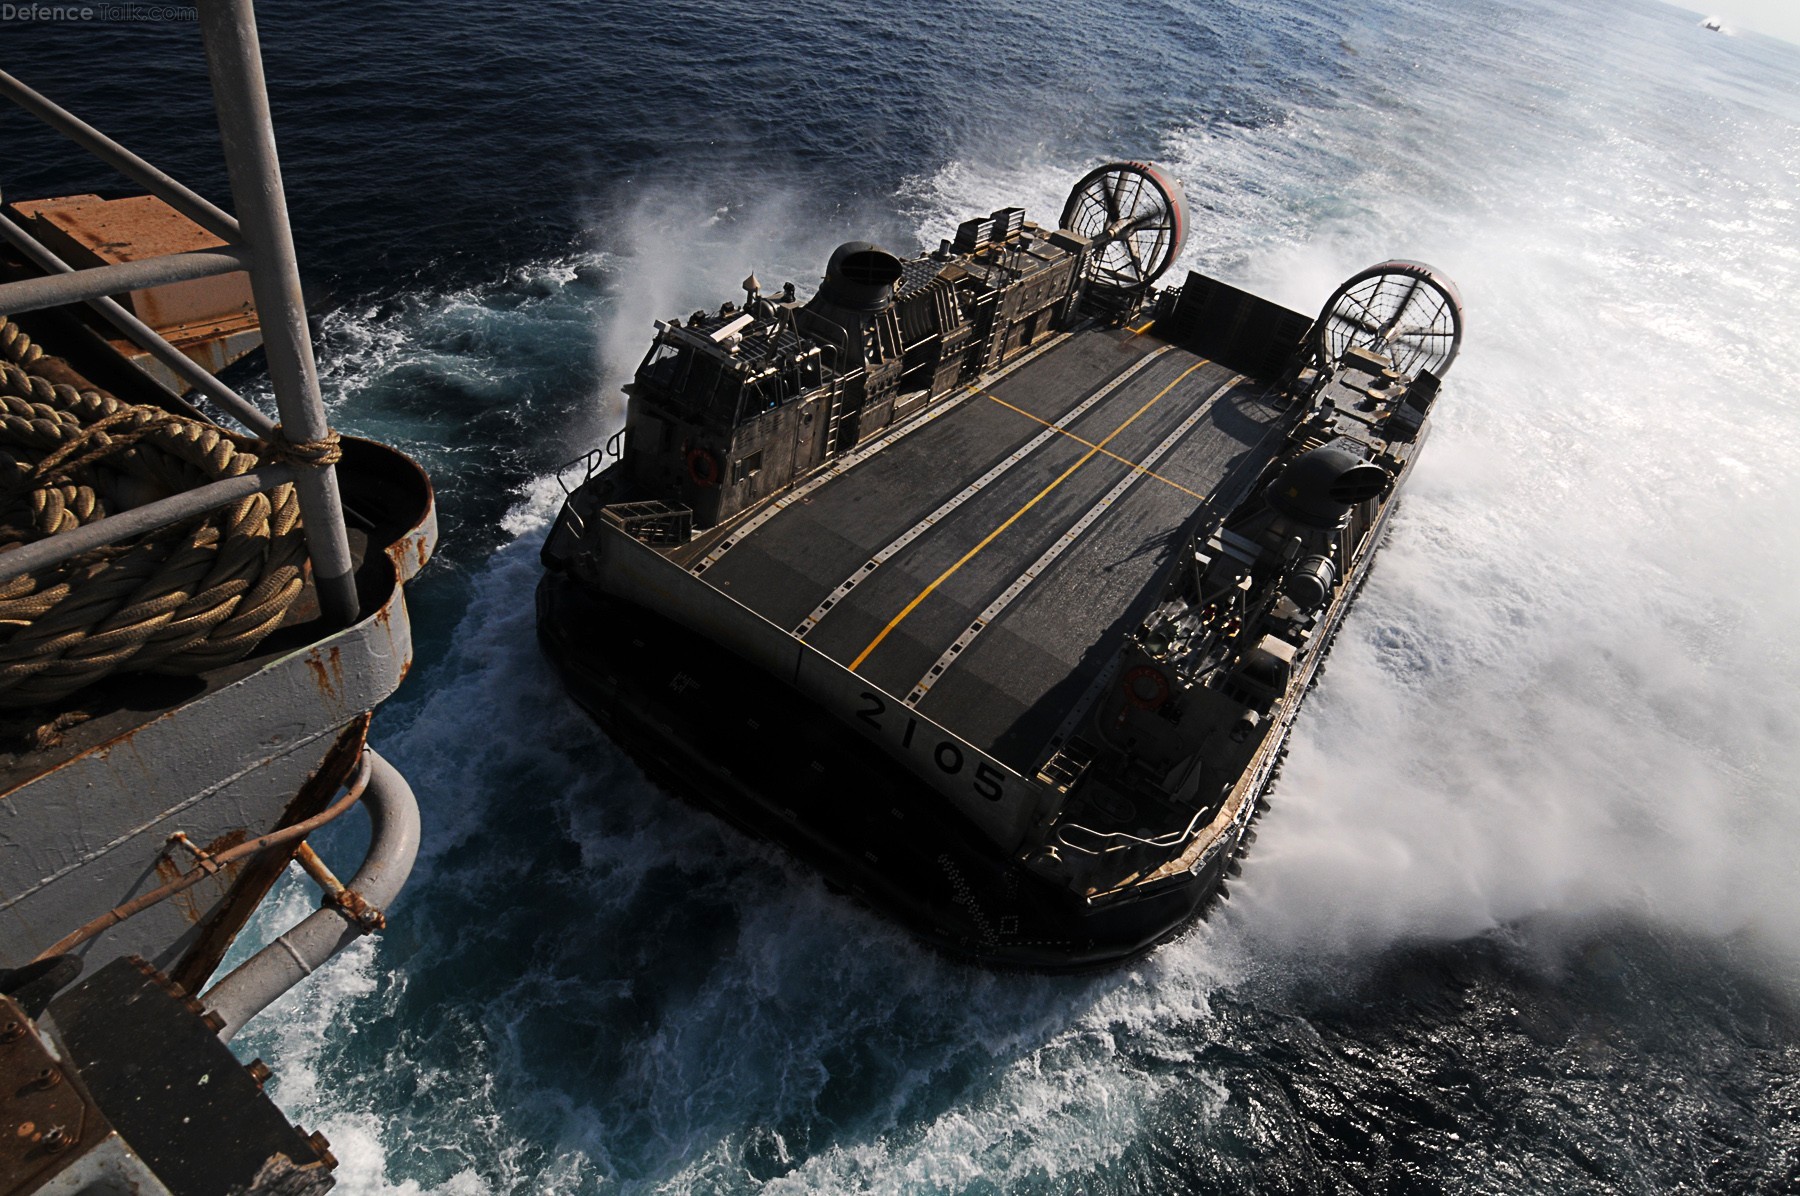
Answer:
0, 316, 320, 709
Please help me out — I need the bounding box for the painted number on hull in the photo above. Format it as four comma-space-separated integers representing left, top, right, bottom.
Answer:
856, 691, 1008, 802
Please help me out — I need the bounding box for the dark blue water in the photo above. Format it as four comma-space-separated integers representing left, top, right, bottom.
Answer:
8, 0, 1800, 1190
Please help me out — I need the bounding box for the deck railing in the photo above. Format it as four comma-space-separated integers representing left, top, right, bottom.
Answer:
0, 0, 357, 624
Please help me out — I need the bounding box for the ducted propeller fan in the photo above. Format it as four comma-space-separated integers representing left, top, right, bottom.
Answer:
1315, 260, 1464, 378
1060, 162, 1188, 294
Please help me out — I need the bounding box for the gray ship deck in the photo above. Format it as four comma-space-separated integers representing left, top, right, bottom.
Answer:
673, 327, 1291, 773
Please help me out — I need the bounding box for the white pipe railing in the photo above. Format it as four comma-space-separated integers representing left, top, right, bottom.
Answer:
201, 748, 421, 1042
0, 248, 249, 316
0, 1, 361, 626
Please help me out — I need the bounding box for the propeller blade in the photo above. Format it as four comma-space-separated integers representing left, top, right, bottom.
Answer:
1374, 276, 1424, 341
1332, 307, 1381, 336
1121, 237, 1147, 278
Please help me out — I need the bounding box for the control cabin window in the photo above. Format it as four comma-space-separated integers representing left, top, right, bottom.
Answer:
640, 342, 686, 392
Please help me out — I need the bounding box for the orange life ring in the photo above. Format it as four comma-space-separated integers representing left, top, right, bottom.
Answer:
686, 447, 721, 488
1122, 665, 1171, 711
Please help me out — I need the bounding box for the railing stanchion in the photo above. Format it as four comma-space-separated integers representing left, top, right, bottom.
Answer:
196, 0, 359, 627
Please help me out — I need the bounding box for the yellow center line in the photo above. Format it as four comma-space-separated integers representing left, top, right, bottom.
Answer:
977, 388, 1207, 501
848, 360, 1208, 672
1129, 320, 1155, 335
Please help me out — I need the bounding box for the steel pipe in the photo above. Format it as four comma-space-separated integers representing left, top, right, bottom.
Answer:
0, 211, 277, 436
197, 0, 359, 627
0, 249, 248, 317
31, 755, 375, 962
0, 68, 243, 245
0, 464, 294, 584
201, 747, 421, 1042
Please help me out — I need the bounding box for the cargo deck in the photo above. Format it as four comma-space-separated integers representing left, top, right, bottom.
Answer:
672, 326, 1291, 774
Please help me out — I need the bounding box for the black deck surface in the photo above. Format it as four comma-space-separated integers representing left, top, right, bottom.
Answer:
684, 328, 1291, 772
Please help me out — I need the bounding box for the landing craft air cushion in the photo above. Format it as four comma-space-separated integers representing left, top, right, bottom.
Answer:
538, 163, 1463, 967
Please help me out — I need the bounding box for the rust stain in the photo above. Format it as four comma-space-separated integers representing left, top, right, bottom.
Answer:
372, 592, 402, 645
205, 829, 248, 858
385, 531, 433, 580
305, 645, 346, 699
374, 594, 413, 685
154, 829, 247, 925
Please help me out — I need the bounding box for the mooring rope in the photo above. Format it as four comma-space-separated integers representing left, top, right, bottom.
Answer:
0, 316, 319, 709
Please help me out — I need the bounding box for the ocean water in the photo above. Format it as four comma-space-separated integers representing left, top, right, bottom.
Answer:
8, 0, 1800, 1190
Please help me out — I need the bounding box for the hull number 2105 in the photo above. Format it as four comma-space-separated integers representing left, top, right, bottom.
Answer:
855, 691, 1008, 802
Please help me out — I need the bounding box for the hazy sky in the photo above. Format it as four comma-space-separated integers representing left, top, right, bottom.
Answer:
1684, 0, 1800, 43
